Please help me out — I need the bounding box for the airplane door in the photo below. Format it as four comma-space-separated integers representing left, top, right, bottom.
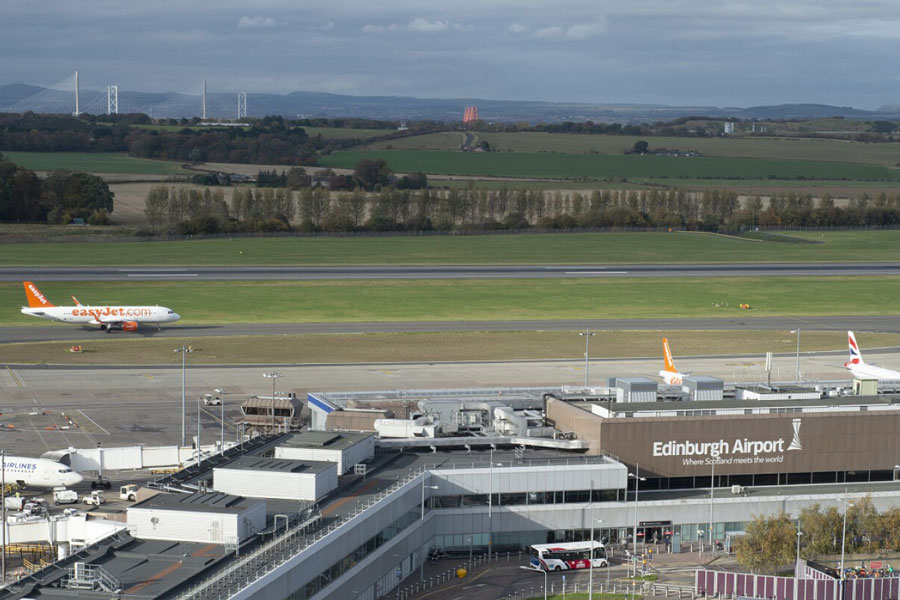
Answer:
42, 465, 51, 483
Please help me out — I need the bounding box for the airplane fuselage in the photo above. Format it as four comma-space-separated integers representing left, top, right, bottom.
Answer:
21, 305, 179, 326
1, 456, 83, 488
847, 362, 900, 382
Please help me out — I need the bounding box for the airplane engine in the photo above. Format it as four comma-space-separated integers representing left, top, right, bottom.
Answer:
122, 321, 138, 332
99, 323, 109, 331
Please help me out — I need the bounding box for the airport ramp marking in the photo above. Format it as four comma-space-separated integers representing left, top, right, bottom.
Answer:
6, 366, 22, 388
78, 410, 110, 435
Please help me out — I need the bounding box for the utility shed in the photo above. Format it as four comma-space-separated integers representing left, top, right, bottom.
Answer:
610, 377, 658, 403
214, 456, 338, 501
273, 431, 374, 474
682, 375, 724, 401
127, 491, 265, 545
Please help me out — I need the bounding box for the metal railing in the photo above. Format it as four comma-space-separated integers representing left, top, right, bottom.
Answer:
175, 466, 427, 600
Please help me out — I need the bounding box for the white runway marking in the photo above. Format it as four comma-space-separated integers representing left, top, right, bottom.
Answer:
78, 409, 111, 435
565, 271, 628, 275
126, 273, 198, 277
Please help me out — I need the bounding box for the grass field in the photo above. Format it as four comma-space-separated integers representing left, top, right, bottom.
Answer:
3, 231, 900, 266
365, 131, 900, 166
301, 126, 392, 140
4, 276, 899, 327
319, 150, 900, 182
3, 330, 897, 365
1, 151, 186, 175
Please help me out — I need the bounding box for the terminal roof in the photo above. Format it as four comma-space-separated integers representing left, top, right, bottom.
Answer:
130, 491, 262, 514
279, 431, 373, 450
217, 455, 336, 474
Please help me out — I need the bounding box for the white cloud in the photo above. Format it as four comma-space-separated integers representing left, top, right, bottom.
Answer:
237, 16, 279, 30
533, 22, 605, 40
362, 23, 398, 32
317, 21, 335, 31
508, 23, 529, 34
407, 17, 450, 32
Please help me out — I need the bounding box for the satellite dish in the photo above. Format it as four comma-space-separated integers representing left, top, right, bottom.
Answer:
151, 516, 159, 528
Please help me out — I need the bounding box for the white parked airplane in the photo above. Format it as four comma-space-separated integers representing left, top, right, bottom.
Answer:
21, 281, 180, 332
845, 331, 900, 381
1, 455, 83, 489
659, 337, 689, 385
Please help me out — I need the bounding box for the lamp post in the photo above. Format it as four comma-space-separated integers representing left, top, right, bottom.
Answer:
263, 372, 282, 432
628, 466, 646, 578
542, 566, 548, 600
215, 388, 226, 455
589, 516, 604, 600
489, 444, 497, 562
840, 497, 854, 599
466, 535, 473, 570
420, 479, 438, 582
709, 461, 715, 552
790, 329, 801, 381
174, 345, 193, 447
795, 529, 803, 600
579, 330, 595, 387
196, 395, 202, 468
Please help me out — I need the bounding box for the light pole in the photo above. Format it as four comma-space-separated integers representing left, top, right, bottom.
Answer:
263, 372, 282, 432
709, 461, 715, 551
489, 444, 497, 562
628, 466, 646, 577
420, 479, 438, 582
174, 345, 193, 447
542, 567, 548, 600
215, 388, 226, 455
579, 330, 595, 387
840, 497, 854, 598
795, 528, 804, 600
466, 535, 473, 570
589, 516, 603, 600
790, 329, 801, 381
196, 395, 202, 467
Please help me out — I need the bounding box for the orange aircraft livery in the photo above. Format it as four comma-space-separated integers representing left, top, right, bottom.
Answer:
21, 281, 180, 332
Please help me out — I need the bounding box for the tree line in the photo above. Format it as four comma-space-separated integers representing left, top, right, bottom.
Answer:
735, 498, 900, 574
144, 181, 900, 235
0, 153, 113, 224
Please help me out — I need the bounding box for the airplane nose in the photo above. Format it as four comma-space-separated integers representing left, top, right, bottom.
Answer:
70, 472, 84, 485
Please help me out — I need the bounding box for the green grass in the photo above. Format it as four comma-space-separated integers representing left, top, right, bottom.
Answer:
302, 126, 392, 140
3, 231, 900, 267
9, 329, 898, 365
4, 276, 899, 327
1, 152, 186, 175
320, 150, 900, 182
366, 131, 900, 167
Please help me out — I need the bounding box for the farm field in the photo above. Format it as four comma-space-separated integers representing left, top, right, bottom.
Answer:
1, 151, 187, 175
364, 131, 900, 166
319, 150, 900, 183
301, 126, 392, 140
2, 276, 898, 327
4, 329, 899, 366
2, 231, 900, 267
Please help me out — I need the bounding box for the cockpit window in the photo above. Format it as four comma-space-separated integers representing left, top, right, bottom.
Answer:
167, 310, 174, 314
59, 468, 72, 473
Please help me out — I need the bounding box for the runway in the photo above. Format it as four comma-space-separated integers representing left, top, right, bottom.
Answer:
3, 262, 900, 281
2, 315, 899, 344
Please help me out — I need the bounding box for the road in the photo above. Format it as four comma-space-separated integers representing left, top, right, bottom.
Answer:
2, 315, 900, 343
3, 263, 900, 281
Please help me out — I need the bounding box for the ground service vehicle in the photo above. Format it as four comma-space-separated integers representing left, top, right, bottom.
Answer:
82, 490, 106, 506
22, 498, 49, 517
3, 496, 25, 511
202, 394, 222, 406
529, 541, 608, 571
52, 487, 78, 505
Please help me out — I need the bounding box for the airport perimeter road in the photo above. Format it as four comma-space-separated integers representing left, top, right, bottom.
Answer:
3, 263, 900, 281
3, 315, 900, 343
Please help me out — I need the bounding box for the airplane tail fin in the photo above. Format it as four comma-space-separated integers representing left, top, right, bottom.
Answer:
23, 281, 55, 308
71, 295, 82, 306
663, 338, 677, 373
846, 330, 864, 367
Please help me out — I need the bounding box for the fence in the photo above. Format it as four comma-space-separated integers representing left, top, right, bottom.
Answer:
696, 569, 900, 600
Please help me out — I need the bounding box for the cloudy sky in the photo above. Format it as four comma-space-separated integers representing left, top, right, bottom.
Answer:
2, 0, 899, 109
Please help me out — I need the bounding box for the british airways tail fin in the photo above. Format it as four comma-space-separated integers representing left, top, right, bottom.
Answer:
846, 331, 864, 367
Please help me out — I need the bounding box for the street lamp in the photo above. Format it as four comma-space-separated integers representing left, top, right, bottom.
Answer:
420, 479, 438, 582
465, 535, 473, 570
589, 517, 604, 600
840, 498, 855, 596
628, 466, 646, 577
489, 444, 497, 562
174, 345, 193, 447
263, 372, 282, 432
790, 329, 801, 381
579, 330, 595, 387
215, 388, 226, 456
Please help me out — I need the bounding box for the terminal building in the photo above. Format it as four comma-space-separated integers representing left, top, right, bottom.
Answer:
6, 384, 900, 600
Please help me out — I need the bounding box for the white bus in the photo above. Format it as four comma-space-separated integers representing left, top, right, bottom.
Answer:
529, 541, 608, 571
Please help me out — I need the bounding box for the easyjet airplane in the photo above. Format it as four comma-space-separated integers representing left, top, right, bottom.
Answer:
845, 331, 900, 381
659, 337, 689, 385
21, 281, 180, 332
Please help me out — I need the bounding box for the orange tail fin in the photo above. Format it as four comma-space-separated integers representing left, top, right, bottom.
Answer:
662, 338, 677, 372
23, 281, 55, 308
